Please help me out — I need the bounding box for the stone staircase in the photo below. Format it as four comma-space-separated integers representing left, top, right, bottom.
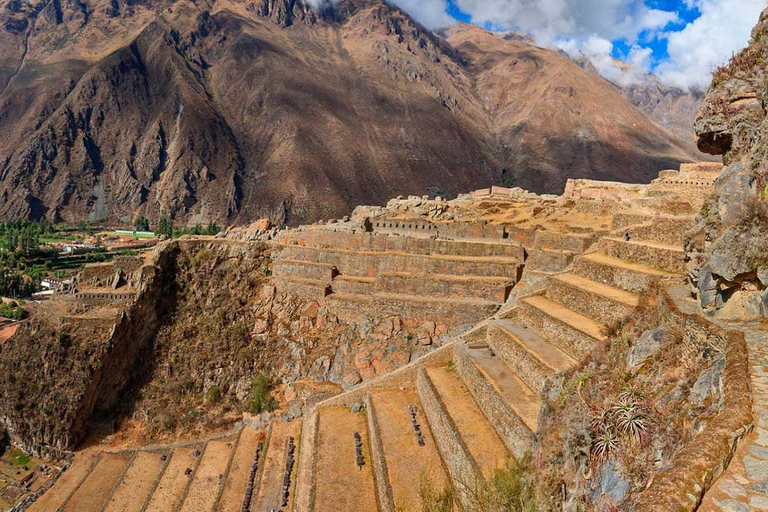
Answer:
29, 208, 698, 512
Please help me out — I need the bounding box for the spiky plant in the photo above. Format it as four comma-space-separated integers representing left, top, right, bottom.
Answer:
592, 427, 619, 461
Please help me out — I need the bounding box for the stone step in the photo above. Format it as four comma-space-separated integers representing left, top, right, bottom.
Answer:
216, 427, 265, 512
611, 213, 696, 247
453, 344, 537, 455
178, 440, 235, 512
546, 272, 639, 325
331, 275, 376, 295
144, 448, 201, 512
629, 197, 697, 215
418, 365, 509, 484
253, 420, 302, 512
515, 295, 607, 360
277, 229, 525, 259
611, 211, 695, 231
275, 276, 328, 300
573, 251, 679, 293
325, 292, 373, 304
61, 453, 131, 512
611, 213, 697, 246
272, 259, 336, 282
488, 319, 577, 394
313, 407, 379, 512
103, 451, 166, 512
368, 389, 450, 512
597, 237, 686, 273
525, 248, 575, 273
533, 231, 595, 253
279, 245, 521, 278
377, 273, 513, 303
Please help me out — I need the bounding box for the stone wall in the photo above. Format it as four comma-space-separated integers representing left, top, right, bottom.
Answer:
563, 178, 645, 203
314, 345, 454, 408
370, 219, 438, 239
416, 367, 482, 509
72, 292, 137, 306
376, 273, 512, 303
633, 291, 751, 511
438, 221, 505, 241
452, 344, 534, 458
80, 263, 117, 284
277, 229, 523, 259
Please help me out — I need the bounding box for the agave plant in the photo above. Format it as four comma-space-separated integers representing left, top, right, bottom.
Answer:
611, 395, 652, 443
592, 427, 619, 461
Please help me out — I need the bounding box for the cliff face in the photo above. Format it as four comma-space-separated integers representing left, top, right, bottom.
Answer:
0, 247, 175, 455
0, 0, 700, 226
0, 238, 439, 450
689, 7, 768, 317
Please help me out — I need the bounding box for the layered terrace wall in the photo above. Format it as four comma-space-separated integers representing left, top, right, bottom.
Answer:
634, 290, 751, 511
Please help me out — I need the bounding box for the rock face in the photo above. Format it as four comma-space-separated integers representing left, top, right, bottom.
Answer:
0, 238, 435, 450
0, 0, 701, 226
689, 7, 768, 316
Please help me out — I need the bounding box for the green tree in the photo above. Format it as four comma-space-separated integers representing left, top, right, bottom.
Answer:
134, 216, 150, 232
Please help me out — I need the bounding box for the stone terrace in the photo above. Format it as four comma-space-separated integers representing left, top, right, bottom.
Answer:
31, 163, 762, 512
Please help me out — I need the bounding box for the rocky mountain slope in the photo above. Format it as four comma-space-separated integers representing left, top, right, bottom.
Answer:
0, 0, 702, 226
687, 6, 768, 317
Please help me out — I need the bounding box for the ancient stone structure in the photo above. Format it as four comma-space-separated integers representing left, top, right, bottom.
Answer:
20, 162, 758, 512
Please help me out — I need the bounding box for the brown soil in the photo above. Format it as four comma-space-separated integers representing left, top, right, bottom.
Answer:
253, 420, 302, 512
215, 427, 265, 512
371, 389, 449, 512
103, 451, 165, 512
425, 365, 509, 479
27, 449, 99, 512
177, 440, 234, 512
314, 407, 378, 512
144, 448, 199, 512
62, 453, 131, 512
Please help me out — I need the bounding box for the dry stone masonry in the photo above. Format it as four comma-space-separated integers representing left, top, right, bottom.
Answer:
10, 162, 763, 512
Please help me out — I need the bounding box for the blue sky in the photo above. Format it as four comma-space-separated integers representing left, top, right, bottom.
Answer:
392, 0, 766, 89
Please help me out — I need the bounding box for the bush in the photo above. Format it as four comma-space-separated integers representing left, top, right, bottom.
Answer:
208, 386, 221, 405
418, 456, 537, 512
248, 373, 278, 414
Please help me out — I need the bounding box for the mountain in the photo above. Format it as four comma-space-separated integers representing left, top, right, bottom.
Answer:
0, 0, 702, 226
567, 52, 716, 162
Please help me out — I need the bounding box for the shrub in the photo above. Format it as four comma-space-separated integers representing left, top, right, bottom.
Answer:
419, 456, 537, 512
248, 373, 278, 414
208, 386, 221, 405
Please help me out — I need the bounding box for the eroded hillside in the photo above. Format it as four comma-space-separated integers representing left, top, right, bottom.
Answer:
0, 0, 701, 226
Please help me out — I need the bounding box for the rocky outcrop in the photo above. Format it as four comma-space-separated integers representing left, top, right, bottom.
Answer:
687, 7, 768, 317
0, 238, 440, 451
0, 245, 176, 455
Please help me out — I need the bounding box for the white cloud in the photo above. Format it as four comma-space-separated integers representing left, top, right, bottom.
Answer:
452, 0, 678, 44
389, 0, 456, 29
655, 0, 766, 89
558, 36, 652, 86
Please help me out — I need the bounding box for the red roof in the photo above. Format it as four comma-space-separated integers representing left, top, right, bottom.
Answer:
0, 324, 19, 345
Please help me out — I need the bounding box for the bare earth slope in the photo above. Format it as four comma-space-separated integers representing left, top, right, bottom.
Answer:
0, 0, 700, 226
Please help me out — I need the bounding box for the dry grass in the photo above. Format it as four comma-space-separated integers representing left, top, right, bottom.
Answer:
417, 456, 537, 512
711, 42, 767, 87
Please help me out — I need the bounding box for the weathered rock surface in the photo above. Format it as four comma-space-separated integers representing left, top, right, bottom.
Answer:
688, 7, 768, 316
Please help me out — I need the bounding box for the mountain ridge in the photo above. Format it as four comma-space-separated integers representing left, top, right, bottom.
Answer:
0, 0, 706, 226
